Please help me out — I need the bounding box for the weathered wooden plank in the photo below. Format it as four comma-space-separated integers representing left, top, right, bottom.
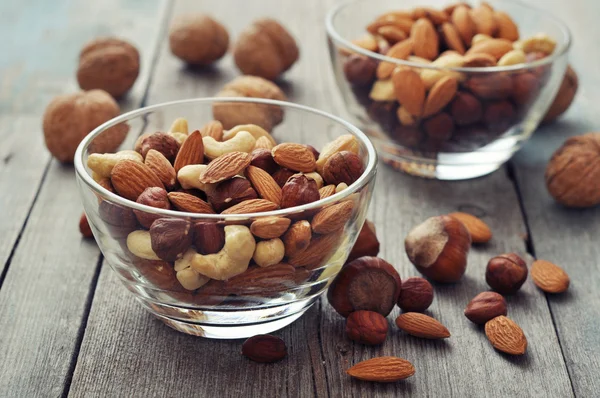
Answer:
512, 1, 600, 396
69, 0, 573, 397
0, 0, 168, 396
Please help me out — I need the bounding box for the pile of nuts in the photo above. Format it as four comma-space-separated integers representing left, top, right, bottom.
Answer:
341, 2, 562, 153
87, 117, 368, 303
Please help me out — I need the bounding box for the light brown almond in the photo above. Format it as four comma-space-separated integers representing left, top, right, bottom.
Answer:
255, 136, 274, 150
145, 149, 177, 190
395, 312, 450, 339
411, 18, 439, 60
282, 220, 312, 258
462, 53, 496, 67
350, 35, 378, 52
375, 39, 413, 79
199, 151, 252, 184
246, 165, 282, 205
367, 14, 413, 35
288, 232, 340, 269
531, 260, 570, 293
485, 315, 527, 355
174, 130, 204, 172
448, 212, 492, 243
451, 5, 475, 46
423, 76, 458, 117
392, 68, 425, 117
221, 199, 279, 214
311, 201, 355, 234
346, 357, 415, 382
469, 5, 497, 36
200, 120, 224, 141
377, 26, 407, 44
272, 143, 316, 173
411, 7, 449, 25
111, 159, 164, 201
466, 38, 513, 61
250, 216, 291, 239
441, 23, 466, 54
494, 11, 519, 41
167, 192, 215, 214
319, 184, 336, 199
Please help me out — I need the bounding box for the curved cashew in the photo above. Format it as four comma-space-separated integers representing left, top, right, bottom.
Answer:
335, 182, 348, 193
472, 33, 492, 45
254, 136, 274, 150
87, 150, 143, 178
168, 131, 188, 145
253, 238, 285, 267
169, 117, 189, 135
177, 165, 216, 193
191, 225, 256, 280
301, 172, 324, 189
175, 248, 210, 290
127, 230, 161, 261
223, 124, 276, 146
517, 34, 556, 55
203, 131, 256, 159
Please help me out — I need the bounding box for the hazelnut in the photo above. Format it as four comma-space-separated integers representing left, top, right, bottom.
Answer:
207, 177, 258, 213
347, 220, 380, 263
486, 253, 528, 294
545, 133, 600, 208
280, 175, 319, 209
272, 168, 295, 188
192, 222, 225, 255
397, 277, 434, 312
77, 37, 140, 98
392, 126, 422, 149
213, 76, 287, 131
544, 65, 578, 123
139, 132, 180, 162
464, 291, 507, 324
343, 54, 377, 86
149, 219, 193, 262
242, 334, 287, 363
511, 72, 540, 106
98, 200, 138, 239
466, 74, 513, 100
345, 310, 389, 345
483, 100, 515, 131
133, 258, 180, 290
250, 148, 278, 174
79, 213, 93, 239
327, 257, 402, 317
233, 18, 299, 80
42, 90, 128, 163
450, 92, 483, 126
404, 215, 471, 283
134, 187, 172, 228
423, 112, 454, 141
169, 14, 229, 65
322, 151, 364, 186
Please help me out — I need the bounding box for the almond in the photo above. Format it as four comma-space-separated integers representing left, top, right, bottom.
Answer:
411, 18, 438, 60
245, 165, 282, 205
241, 334, 287, 363
111, 159, 164, 201
531, 259, 570, 293
346, 357, 415, 382
392, 68, 425, 117
375, 39, 413, 79
167, 192, 215, 214
350, 34, 378, 53
411, 7, 449, 25
250, 216, 291, 239
200, 120, 224, 141
174, 130, 204, 172
448, 212, 492, 243
282, 220, 312, 258
423, 76, 458, 117
255, 136, 274, 150
451, 5, 475, 46
466, 38, 513, 61
311, 200, 354, 234
144, 149, 177, 190
469, 5, 497, 36
221, 199, 279, 214
494, 11, 519, 41
485, 315, 527, 355
462, 53, 496, 67
226, 264, 296, 296
440, 23, 466, 54
367, 14, 413, 35
272, 143, 316, 173
199, 151, 252, 184
319, 184, 336, 199
377, 25, 407, 44
395, 312, 450, 339
288, 232, 340, 269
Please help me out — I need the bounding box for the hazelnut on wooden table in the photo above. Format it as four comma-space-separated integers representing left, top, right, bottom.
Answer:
169, 14, 229, 65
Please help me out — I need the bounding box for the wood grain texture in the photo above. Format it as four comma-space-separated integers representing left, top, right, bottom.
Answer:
0, 0, 168, 395
68, 0, 573, 397
511, 1, 600, 396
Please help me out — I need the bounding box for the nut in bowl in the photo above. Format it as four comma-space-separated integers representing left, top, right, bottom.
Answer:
74, 98, 377, 339
326, 0, 571, 179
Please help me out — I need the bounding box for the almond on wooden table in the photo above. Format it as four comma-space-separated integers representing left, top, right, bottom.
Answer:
395, 312, 450, 339
346, 356, 415, 382
241, 334, 287, 363
448, 211, 492, 243
485, 315, 527, 355
531, 259, 570, 293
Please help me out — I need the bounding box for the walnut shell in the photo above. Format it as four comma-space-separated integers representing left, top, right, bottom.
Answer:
213, 75, 287, 130
233, 18, 299, 80
77, 37, 140, 98
169, 14, 229, 65
42, 90, 128, 163
545, 133, 600, 208
543, 65, 578, 123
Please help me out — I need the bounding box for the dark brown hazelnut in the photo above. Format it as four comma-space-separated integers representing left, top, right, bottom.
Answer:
347, 220, 380, 263
544, 65, 578, 123
207, 177, 258, 213
133, 258, 179, 290
140, 132, 180, 162
392, 125, 422, 149
280, 175, 320, 209
484, 100, 515, 131
192, 222, 225, 254
272, 168, 295, 188
343, 54, 378, 86
98, 200, 137, 239
134, 187, 172, 229
450, 92, 483, 126
241, 334, 287, 363
149, 218, 192, 262
486, 253, 528, 294
466, 74, 513, 100
79, 213, 93, 239
512, 72, 540, 105
397, 277, 434, 312
423, 112, 454, 141
250, 148, 278, 174
345, 310, 389, 345
322, 151, 364, 186
464, 291, 507, 324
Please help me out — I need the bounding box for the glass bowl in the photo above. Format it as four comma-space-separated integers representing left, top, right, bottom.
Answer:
74, 98, 377, 339
326, 0, 571, 180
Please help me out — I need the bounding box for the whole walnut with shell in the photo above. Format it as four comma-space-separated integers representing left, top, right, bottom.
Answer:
169, 14, 229, 65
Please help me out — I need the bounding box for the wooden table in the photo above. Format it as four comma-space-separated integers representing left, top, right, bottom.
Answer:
1, 0, 598, 396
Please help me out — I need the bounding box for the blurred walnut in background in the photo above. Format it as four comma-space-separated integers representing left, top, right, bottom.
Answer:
169, 14, 229, 66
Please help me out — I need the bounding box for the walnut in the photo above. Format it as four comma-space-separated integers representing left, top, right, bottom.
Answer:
545, 133, 600, 208
169, 14, 229, 65
77, 37, 140, 98
543, 65, 578, 123
233, 18, 299, 81
42, 90, 128, 163
213, 75, 286, 130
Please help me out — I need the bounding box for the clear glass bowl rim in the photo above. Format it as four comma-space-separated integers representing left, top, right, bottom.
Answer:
325, 0, 571, 73
74, 97, 378, 219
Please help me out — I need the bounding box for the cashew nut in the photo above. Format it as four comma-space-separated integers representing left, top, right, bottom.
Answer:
472, 33, 492, 45
335, 182, 349, 193
127, 230, 161, 261
303, 172, 324, 189
177, 165, 216, 193
497, 49, 526, 66
87, 150, 143, 178
517, 33, 556, 55
369, 79, 395, 101
203, 131, 256, 159
420, 53, 465, 89
223, 124, 276, 146
169, 117, 189, 135
168, 131, 188, 145
191, 225, 256, 280
254, 136, 274, 150
175, 248, 210, 290
253, 238, 285, 267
